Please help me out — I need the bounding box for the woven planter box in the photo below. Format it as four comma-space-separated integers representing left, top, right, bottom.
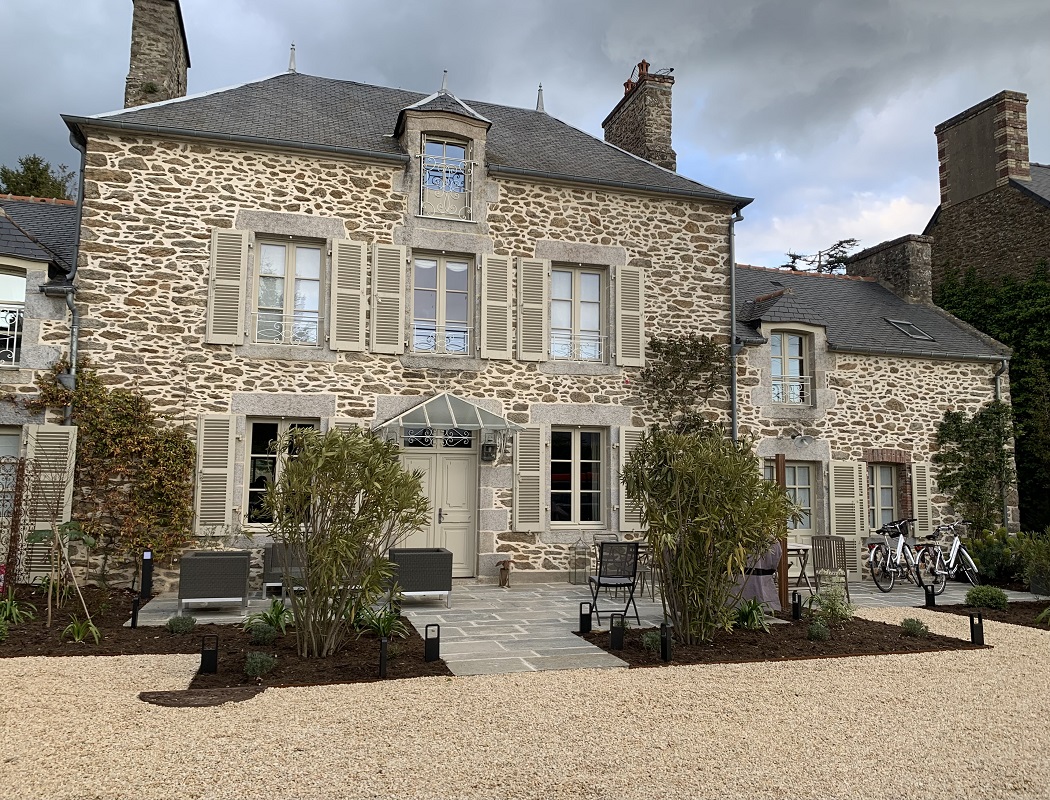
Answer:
388, 547, 453, 608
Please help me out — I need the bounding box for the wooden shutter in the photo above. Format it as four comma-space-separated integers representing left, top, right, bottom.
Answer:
828, 460, 866, 576
615, 264, 645, 367
517, 258, 549, 362
330, 239, 367, 351
328, 418, 369, 433
618, 426, 646, 532
22, 425, 78, 580
513, 425, 544, 532
370, 244, 406, 354
911, 462, 934, 538
480, 254, 512, 359
195, 414, 235, 534
205, 229, 248, 345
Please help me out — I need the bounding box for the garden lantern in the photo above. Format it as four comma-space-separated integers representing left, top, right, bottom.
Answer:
199, 635, 218, 674
379, 637, 389, 679
140, 550, 153, 600
579, 602, 592, 633
791, 591, 802, 620
610, 613, 625, 650
970, 612, 985, 645
660, 622, 672, 662
425, 624, 440, 662
924, 584, 937, 608
131, 596, 140, 629
569, 536, 590, 585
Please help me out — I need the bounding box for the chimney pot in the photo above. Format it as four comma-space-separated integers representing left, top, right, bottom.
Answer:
603, 59, 676, 171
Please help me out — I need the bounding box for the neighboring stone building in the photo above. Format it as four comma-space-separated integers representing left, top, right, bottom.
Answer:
925, 90, 1050, 288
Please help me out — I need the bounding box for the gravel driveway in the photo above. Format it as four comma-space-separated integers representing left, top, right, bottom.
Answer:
1, 607, 1047, 800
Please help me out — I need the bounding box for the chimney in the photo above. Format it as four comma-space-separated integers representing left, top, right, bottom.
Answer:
845, 235, 933, 304
124, 0, 190, 109
602, 59, 676, 171
935, 90, 1030, 209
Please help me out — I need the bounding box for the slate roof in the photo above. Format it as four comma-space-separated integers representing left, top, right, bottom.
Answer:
0, 196, 77, 273
735, 265, 1007, 361
397, 91, 490, 129
1017, 162, 1050, 206
63, 72, 750, 208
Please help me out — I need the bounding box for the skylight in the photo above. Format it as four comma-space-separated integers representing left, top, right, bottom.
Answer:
886, 319, 934, 341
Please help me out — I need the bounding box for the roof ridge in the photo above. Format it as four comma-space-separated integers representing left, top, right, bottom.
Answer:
0, 194, 76, 206
738, 264, 876, 282
91, 71, 291, 119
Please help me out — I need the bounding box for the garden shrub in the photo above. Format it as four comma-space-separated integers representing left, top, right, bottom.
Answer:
244, 651, 277, 678
1018, 528, 1050, 591
244, 598, 293, 635
734, 598, 770, 632
966, 528, 1024, 585
356, 605, 408, 639
0, 619, 8, 643
246, 622, 278, 646
807, 620, 830, 641
165, 614, 197, 634
807, 586, 855, 628
964, 585, 1009, 610
641, 629, 661, 654
0, 589, 36, 624
1036, 607, 1050, 627
900, 618, 930, 638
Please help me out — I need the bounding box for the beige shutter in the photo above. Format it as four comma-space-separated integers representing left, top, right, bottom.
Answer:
615, 264, 645, 367
618, 426, 647, 532
513, 424, 544, 532
517, 258, 549, 361
328, 417, 369, 433
330, 239, 367, 351
828, 460, 866, 576
22, 425, 78, 580
205, 229, 248, 345
911, 462, 934, 537
480, 254, 512, 359
195, 414, 236, 534
370, 244, 406, 354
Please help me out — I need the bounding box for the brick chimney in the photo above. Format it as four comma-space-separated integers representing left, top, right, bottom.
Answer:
124, 0, 190, 109
602, 59, 676, 171
845, 235, 933, 304
935, 90, 1030, 209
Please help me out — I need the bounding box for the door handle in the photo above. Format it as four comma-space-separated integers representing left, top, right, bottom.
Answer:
438, 507, 444, 524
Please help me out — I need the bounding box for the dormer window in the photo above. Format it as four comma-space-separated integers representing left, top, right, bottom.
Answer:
420, 134, 473, 220
771, 331, 811, 404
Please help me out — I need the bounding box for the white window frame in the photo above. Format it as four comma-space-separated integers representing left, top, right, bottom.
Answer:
253, 238, 323, 346
245, 418, 319, 525
550, 427, 604, 527
0, 270, 26, 367
410, 253, 473, 355
764, 460, 814, 533
419, 134, 473, 221
867, 463, 898, 530
770, 330, 811, 405
550, 266, 605, 363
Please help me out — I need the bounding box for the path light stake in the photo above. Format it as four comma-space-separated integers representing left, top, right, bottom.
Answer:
140, 550, 153, 601
791, 591, 802, 620
200, 635, 218, 674
610, 613, 625, 650
424, 624, 440, 662
660, 622, 672, 662
579, 602, 592, 633
379, 636, 389, 679
130, 596, 140, 629
969, 612, 984, 646
924, 584, 937, 608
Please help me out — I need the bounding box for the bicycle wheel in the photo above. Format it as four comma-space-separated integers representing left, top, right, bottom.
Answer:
917, 548, 947, 595
869, 544, 895, 592
957, 548, 980, 586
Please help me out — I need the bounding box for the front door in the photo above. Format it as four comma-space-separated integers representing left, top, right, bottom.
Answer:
401, 427, 477, 577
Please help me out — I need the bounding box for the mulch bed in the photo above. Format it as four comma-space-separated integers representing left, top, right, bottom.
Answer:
927, 600, 1050, 631
578, 615, 986, 667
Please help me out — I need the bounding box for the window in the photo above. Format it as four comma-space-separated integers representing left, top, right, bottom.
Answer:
886, 319, 934, 341
867, 464, 897, 529
764, 461, 813, 531
412, 255, 471, 354
770, 331, 809, 404
254, 240, 322, 346
420, 135, 472, 220
550, 428, 603, 524
246, 419, 319, 523
551, 267, 603, 362
0, 272, 26, 366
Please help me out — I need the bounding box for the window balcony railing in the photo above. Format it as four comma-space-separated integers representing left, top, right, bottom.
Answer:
252, 312, 321, 346
772, 376, 811, 404
419, 155, 473, 220
0, 306, 24, 366
411, 323, 471, 355
551, 332, 605, 363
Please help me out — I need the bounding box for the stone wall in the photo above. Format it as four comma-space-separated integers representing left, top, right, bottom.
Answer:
602, 63, 676, 171
124, 0, 189, 109
928, 183, 1050, 290
846, 234, 933, 304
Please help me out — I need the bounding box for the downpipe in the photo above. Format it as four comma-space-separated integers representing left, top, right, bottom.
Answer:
728, 210, 744, 443
993, 358, 1010, 528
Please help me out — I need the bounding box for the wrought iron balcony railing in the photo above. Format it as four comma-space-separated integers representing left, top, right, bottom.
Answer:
419, 155, 473, 220
551, 332, 605, 362
411, 323, 471, 355
252, 312, 321, 346
0, 306, 24, 366
772, 375, 811, 404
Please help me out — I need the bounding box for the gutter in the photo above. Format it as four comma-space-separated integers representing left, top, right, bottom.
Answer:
729, 210, 743, 442
826, 341, 1008, 363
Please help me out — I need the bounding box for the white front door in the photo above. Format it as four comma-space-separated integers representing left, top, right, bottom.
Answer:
401, 428, 477, 577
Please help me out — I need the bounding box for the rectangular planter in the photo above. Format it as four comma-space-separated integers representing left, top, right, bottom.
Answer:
388, 547, 453, 608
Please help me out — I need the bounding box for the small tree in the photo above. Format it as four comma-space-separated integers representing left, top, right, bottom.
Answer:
933, 400, 1015, 533
264, 427, 429, 658
635, 333, 729, 432
782, 238, 860, 274
0, 154, 75, 200
622, 427, 799, 644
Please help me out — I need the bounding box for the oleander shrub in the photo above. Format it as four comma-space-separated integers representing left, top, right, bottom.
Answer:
964, 585, 1009, 610
807, 620, 830, 641
244, 651, 277, 678
246, 622, 279, 646
165, 614, 197, 634
900, 618, 930, 638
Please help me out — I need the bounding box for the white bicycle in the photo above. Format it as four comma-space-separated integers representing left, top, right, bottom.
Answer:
914, 520, 980, 595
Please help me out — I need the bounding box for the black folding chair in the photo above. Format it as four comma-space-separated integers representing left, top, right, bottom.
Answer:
588, 541, 641, 625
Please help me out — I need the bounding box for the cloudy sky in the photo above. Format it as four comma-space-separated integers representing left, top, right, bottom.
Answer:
2, 0, 1048, 267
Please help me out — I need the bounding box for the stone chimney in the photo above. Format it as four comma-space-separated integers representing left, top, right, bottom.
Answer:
124, 0, 190, 109
846, 235, 933, 304
602, 59, 676, 171
935, 90, 1030, 209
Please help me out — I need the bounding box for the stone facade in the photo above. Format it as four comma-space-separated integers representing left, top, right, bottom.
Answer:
846, 234, 933, 304
602, 60, 677, 172
123, 0, 189, 109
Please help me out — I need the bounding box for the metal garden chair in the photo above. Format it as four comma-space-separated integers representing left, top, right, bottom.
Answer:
588, 541, 641, 625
